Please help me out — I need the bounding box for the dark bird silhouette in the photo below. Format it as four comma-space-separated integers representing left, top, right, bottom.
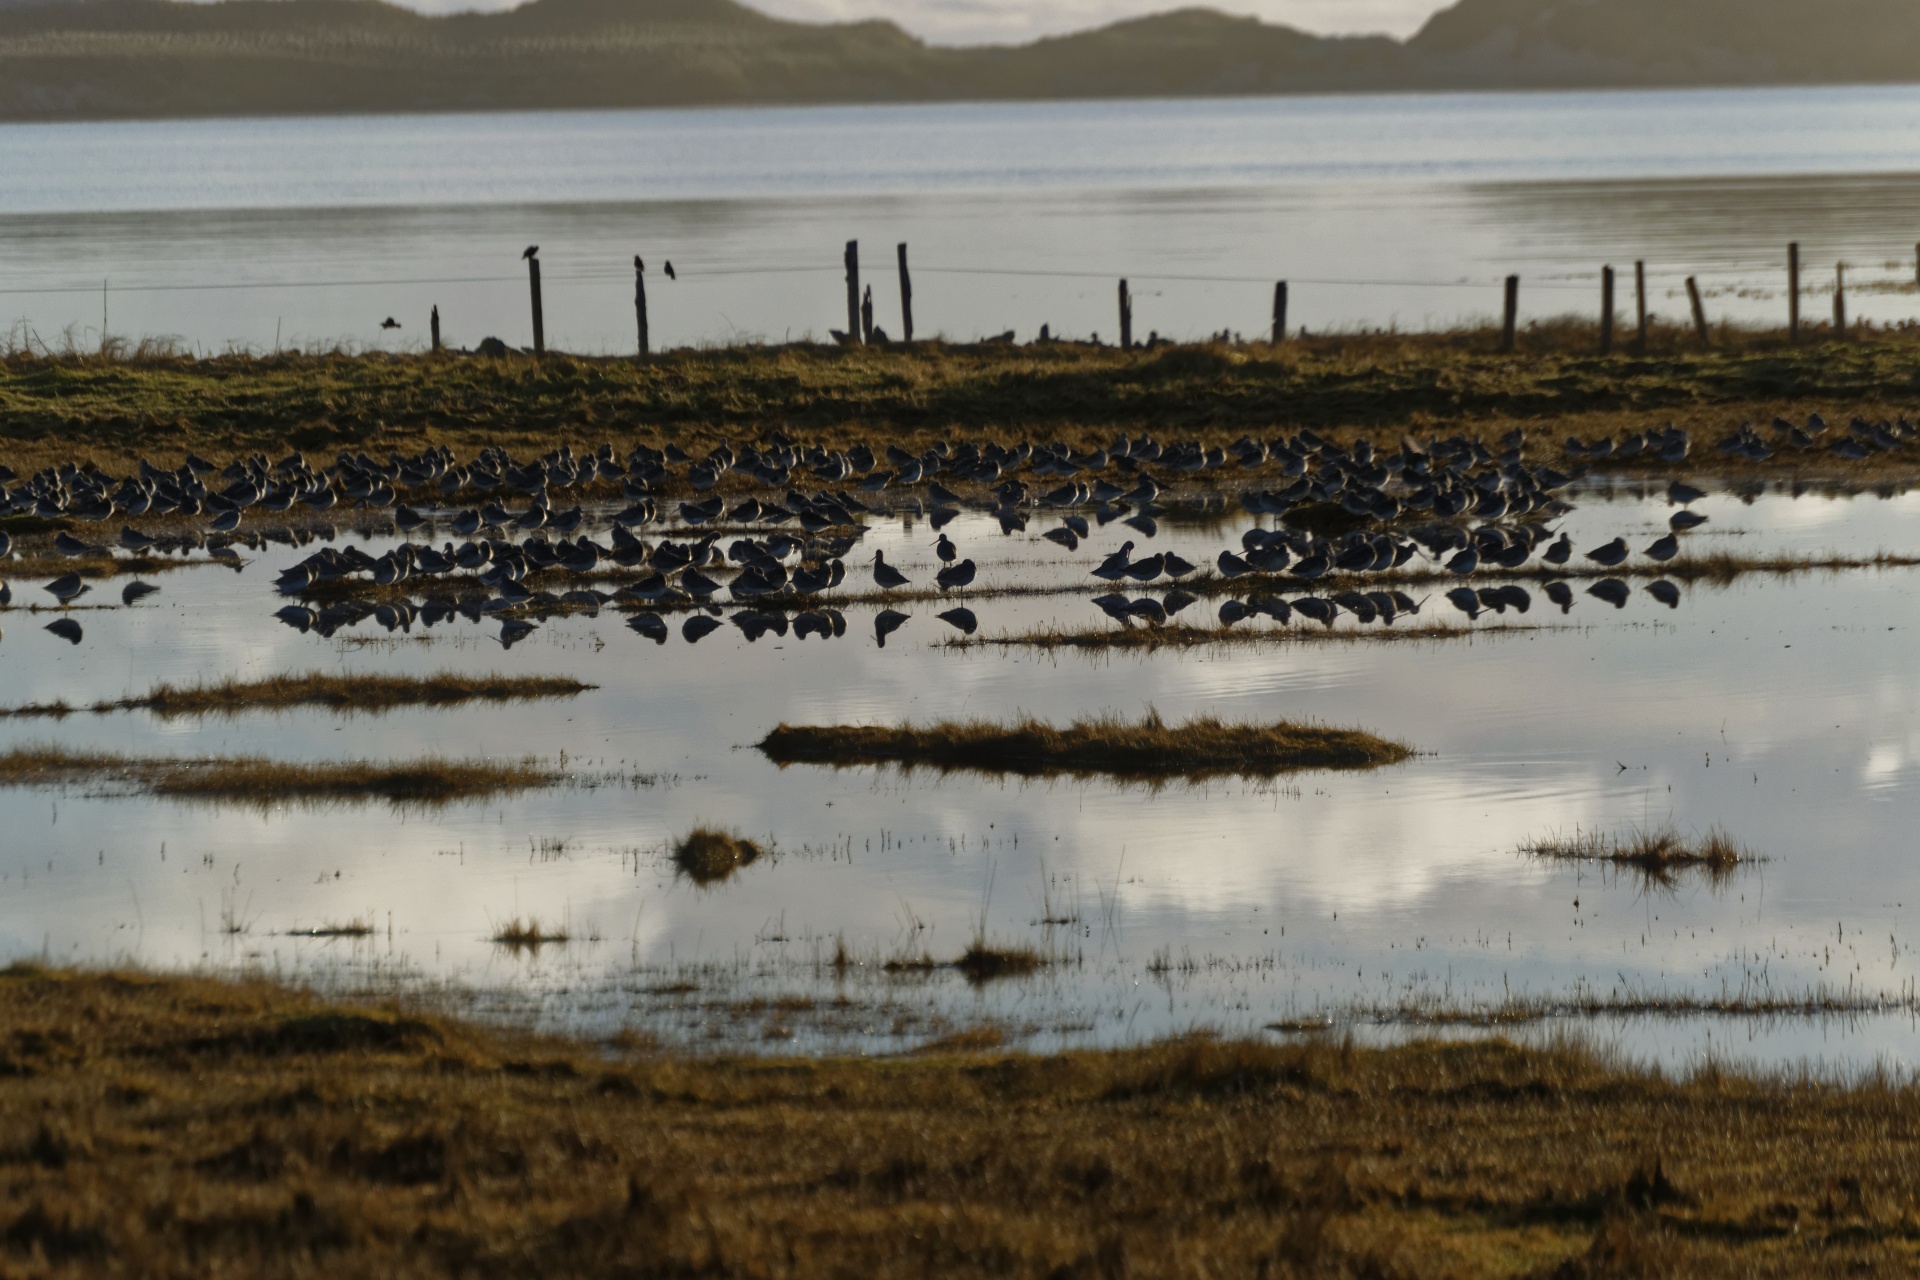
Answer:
522, 246, 538, 260
664, 261, 676, 280
935, 559, 976, 591
634, 256, 644, 272
380, 317, 401, 329
934, 533, 957, 564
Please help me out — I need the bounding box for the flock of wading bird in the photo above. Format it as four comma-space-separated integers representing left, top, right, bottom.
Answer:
1, 410, 1893, 646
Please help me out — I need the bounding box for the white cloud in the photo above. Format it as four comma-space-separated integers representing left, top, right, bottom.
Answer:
388, 0, 1451, 45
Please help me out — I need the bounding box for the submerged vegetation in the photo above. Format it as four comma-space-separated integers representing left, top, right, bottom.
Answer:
5, 967, 1920, 1276
0, 672, 593, 719
489, 918, 569, 952
671, 827, 764, 885
1522, 826, 1755, 885
0, 746, 557, 804
758, 712, 1411, 780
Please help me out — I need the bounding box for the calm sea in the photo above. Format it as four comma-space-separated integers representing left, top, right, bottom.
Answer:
4, 86, 1920, 352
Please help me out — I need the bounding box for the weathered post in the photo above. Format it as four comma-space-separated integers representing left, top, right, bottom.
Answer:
1118, 279, 1133, 350
897, 243, 914, 344
1788, 242, 1801, 343
844, 240, 861, 344
634, 256, 649, 356
1272, 281, 1288, 344
430, 305, 441, 354
1500, 275, 1519, 352
861, 285, 875, 344
1686, 277, 1710, 346
1835, 262, 1848, 338
525, 248, 544, 356
1635, 260, 1648, 354
1600, 265, 1615, 355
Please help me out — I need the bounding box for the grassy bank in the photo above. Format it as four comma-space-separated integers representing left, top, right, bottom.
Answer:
0, 746, 556, 804
0, 967, 1917, 1276
758, 712, 1411, 779
0, 672, 593, 719
7, 331, 1920, 475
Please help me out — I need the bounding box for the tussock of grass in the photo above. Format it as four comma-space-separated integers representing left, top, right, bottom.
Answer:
5, 967, 1920, 1275
671, 827, 763, 885
1361, 983, 1915, 1027
289, 919, 374, 939
0, 672, 593, 720
490, 918, 568, 952
0, 746, 557, 804
1522, 826, 1753, 884
759, 711, 1410, 780
953, 621, 1533, 651
956, 943, 1045, 985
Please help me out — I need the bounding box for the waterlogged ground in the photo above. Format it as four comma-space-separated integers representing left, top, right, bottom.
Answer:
5, 484, 1920, 1068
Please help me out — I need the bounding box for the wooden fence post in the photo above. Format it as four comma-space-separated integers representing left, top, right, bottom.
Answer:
1686, 277, 1710, 346
1600, 265, 1615, 355
430, 305, 441, 354
1272, 281, 1288, 344
1118, 279, 1133, 350
1500, 275, 1518, 352
1788, 242, 1800, 343
526, 250, 544, 356
1635, 261, 1647, 354
897, 243, 914, 344
634, 257, 649, 356
1835, 262, 1848, 338
844, 241, 861, 345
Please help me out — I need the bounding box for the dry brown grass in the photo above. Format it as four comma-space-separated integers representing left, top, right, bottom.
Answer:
488, 918, 568, 952
1522, 826, 1754, 886
953, 620, 1537, 651
13, 335, 1920, 484
670, 827, 763, 886
0, 672, 593, 720
759, 711, 1410, 780
2, 967, 1920, 1276
0, 746, 557, 804
955, 943, 1046, 985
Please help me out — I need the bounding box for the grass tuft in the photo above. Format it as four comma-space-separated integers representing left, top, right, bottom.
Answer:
955, 943, 1045, 985
0, 672, 592, 720
759, 711, 1410, 780
1521, 825, 1754, 885
0, 746, 558, 805
671, 827, 764, 885
490, 918, 568, 952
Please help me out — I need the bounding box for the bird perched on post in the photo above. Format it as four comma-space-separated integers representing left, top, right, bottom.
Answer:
634, 256, 644, 273
664, 262, 676, 280
522, 246, 539, 260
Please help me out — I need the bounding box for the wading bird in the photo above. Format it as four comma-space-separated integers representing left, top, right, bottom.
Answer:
871, 550, 910, 589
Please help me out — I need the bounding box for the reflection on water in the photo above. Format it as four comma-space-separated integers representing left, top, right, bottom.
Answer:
4, 485, 1920, 1068
6, 86, 1920, 350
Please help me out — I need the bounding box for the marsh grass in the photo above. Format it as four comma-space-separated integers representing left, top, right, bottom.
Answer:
759, 711, 1410, 780
490, 918, 569, 952
288, 919, 375, 939
955, 943, 1046, 985
0, 672, 593, 719
952, 620, 1538, 651
9, 966, 1920, 1275
1522, 825, 1754, 886
15, 334, 1920, 481
0, 746, 557, 804
670, 827, 763, 885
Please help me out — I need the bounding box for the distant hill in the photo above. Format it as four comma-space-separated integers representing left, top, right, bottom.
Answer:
0, 0, 1914, 121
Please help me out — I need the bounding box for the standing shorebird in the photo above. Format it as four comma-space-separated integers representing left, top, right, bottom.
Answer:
934, 533, 957, 564
871, 550, 910, 589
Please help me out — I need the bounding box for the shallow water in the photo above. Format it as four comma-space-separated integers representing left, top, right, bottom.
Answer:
6, 478, 1920, 1069
6, 86, 1920, 351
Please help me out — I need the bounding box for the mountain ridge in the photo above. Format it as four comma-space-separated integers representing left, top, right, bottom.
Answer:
0, 0, 1911, 121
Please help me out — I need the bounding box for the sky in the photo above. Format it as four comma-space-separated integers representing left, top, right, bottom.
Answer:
734, 0, 1451, 44
384, 0, 1456, 45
